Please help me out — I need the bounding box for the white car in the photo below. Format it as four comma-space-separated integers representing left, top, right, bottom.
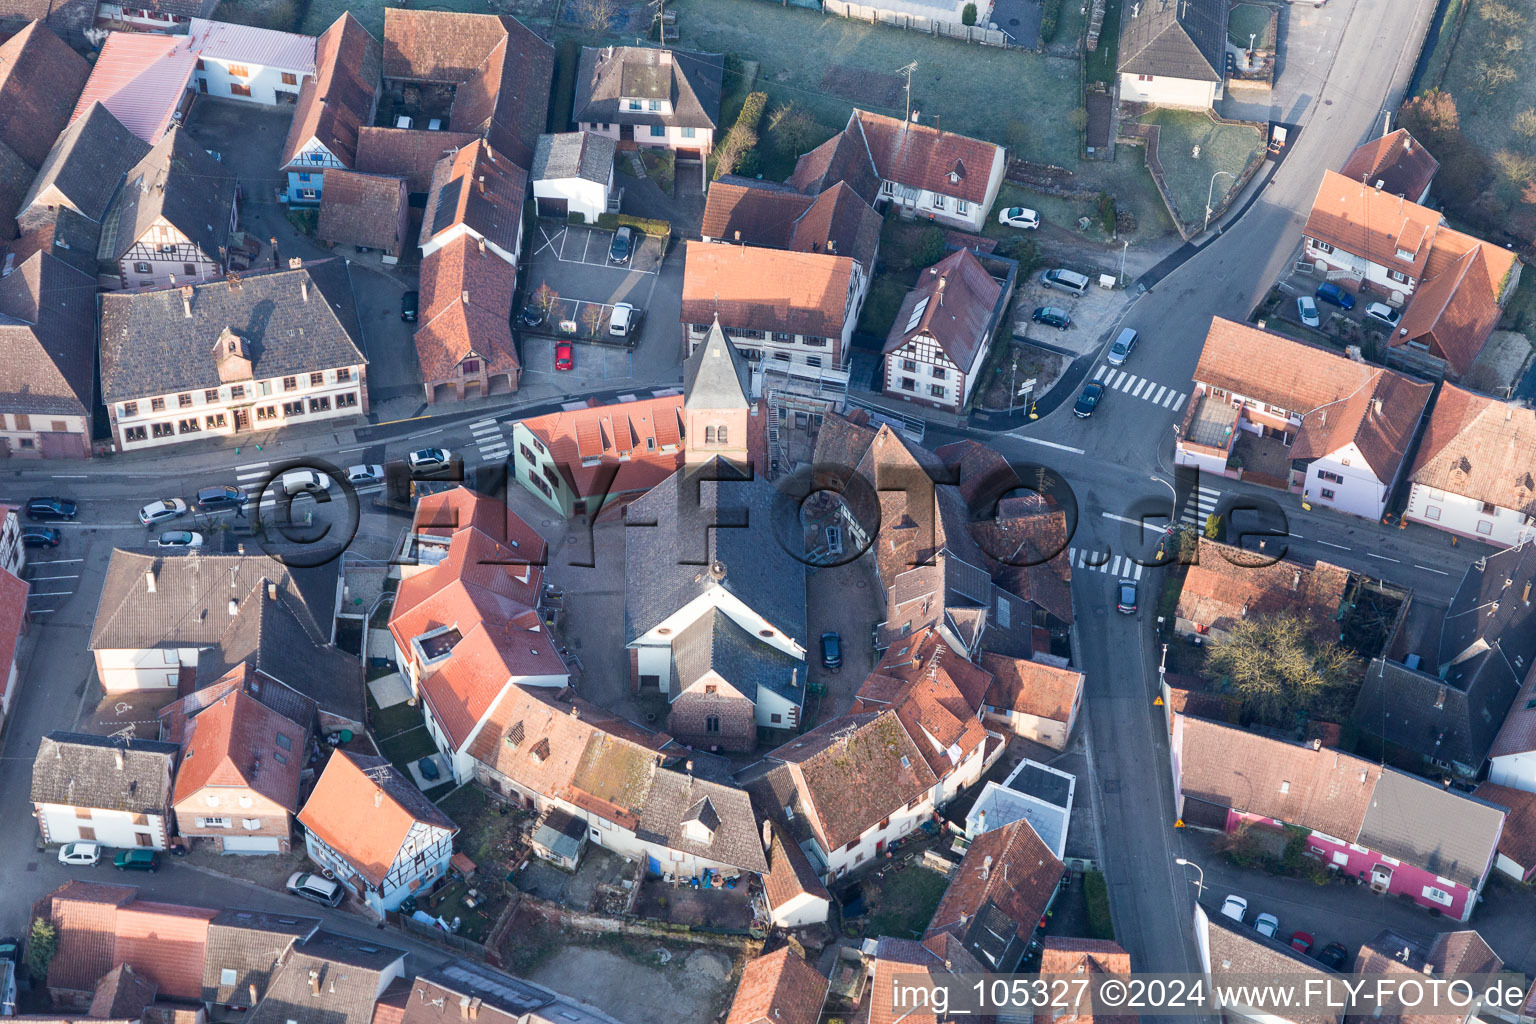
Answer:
1255, 912, 1280, 938
138, 498, 188, 526
59, 841, 101, 866
1297, 295, 1320, 328
997, 206, 1041, 229
609, 302, 636, 338
408, 448, 453, 473
157, 530, 204, 549
281, 469, 332, 496
1364, 302, 1401, 328
347, 464, 385, 485
1220, 894, 1247, 923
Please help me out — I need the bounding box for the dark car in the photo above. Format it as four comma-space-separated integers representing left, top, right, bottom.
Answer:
22, 526, 60, 548
114, 849, 159, 872
1315, 942, 1349, 970
418, 755, 441, 781
1032, 306, 1071, 330
1116, 579, 1137, 614
1315, 281, 1356, 310
521, 305, 546, 328
25, 496, 76, 521
609, 225, 634, 264
401, 290, 419, 322
195, 484, 247, 512
820, 631, 842, 671
1074, 381, 1105, 418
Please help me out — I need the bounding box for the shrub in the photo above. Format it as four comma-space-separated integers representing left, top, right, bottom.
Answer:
1040, 0, 1064, 41
26, 918, 57, 979
913, 226, 946, 268
962, 1, 977, 23
594, 213, 671, 238
713, 90, 767, 179
1096, 191, 1117, 236
1084, 871, 1114, 940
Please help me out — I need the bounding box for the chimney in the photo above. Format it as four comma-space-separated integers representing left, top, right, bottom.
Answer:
977, 809, 985, 832
268, 582, 277, 600
1312, 738, 1322, 750
477, 177, 485, 194
569, 705, 580, 719
469, 997, 482, 1020
1292, 570, 1301, 591
459, 995, 472, 1019
308, 970, 321, 997
301, 278, 309, 303
181, 285, 194, 318
228, 598, 239, 616
462, 290, 470, 305
478, 236, 486, 256
1523, 581, 1531, 603
374, 789, 384, 808
761, 818, 773, 854
1404, 135, 1413, 153
709, 561, 726, 581
1423, 964, 1434, 976
114, 747, 125, 770
249, 984, 258, 1004
145, 569, 157, 594
980, 854, 993, 880
1372, 397, 1383, 416
685, 759, 694, 773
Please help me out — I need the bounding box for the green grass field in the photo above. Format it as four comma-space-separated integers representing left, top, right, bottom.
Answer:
1227, 2, 1275, 48
1135, 109, 1263, 229
1436, 0, 1536, 171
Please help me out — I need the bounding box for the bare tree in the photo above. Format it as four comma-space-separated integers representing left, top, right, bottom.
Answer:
1492, 149, 1536, 200
581, 302, 606, 338
1515, 108, 1536, 142
1207, 612, 1361, 726
531, 282, 560, 319
572, 0, 620, 33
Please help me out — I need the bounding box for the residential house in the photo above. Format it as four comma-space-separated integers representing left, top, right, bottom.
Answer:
1353, 541, 1536, 780
298, 751, 458, 915
978, 651, 1083, 749
243, 929, 405, 1024
69, 31, 199, 144
792, 110, 1005, 233
386, 487, 565, 782
18, 100, 150, 237
200, 908, 321, 1016
31, 732, 179, 849
380, 10, 553, 168
43, 881, 216, 1010
1177, 318, 1432, 520
1303, 169, 1521, 378
863, 935, 988, 1024
402, 960, 621, 1024
964, 758, 1076, 861
96, 0, 220, 33
353, 125, 480, 200
419, 139, 525, 266
186, 19, 314, 104
530, 131, 615, 222
1035, 938, 1135, 1024
883, 247, 1006, 412
1339, 128, 1439, 205
1173, 713, 1506, 920
89, 549, 365, 730
279, 13, 381, 204
88, 962, 158, 1020
682, 320, 751, 470
1490, 663, 1536, 793
925, 819, 1064, 971
623, 459, 808, 750
170, 679, 308, 854
468, 684, 769, 879
316, 169, 409, 259
0, 0, 95, 45
101, 262, 367, 449
725, 947, 828, 1024
574, 46, 721, 188
1353, 929, 1502, 1024
1474, 783, 1536, 882
760, 821, 831, 928
1116, 0, 1228, 108
1174, 540, 1351, 642
1404, 385, 1536, 546
97, 126, 237, 291
0, 560, 25, 728
1195, 903, 1343, 1024
0, 22, 90, 232
510, 393, 684, 518
414, 236, 519, 403
700, 178, 882, 272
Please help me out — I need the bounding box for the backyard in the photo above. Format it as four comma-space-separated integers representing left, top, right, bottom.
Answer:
850, 860, 951, 940
1227, 1, 1275, 48
1129, 109, 1265, 233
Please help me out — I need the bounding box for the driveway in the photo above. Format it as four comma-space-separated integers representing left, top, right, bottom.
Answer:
1221, 0, 1357, 123
803, 554, 885, 723
527, 222, 665, 275
1012, 268, 1125, 353
989, 0, 1041, 45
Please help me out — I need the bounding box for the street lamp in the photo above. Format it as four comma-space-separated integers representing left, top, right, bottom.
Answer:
1175, 857, 1205, 901
1118, 239, 1130, 286
1204, 170, 1237, 235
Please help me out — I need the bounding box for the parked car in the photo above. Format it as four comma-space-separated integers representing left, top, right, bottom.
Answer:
1315, 942, 1349, 970
820, 631, 842, 671
346, 464, 385, 485
554, 341, 574, 371
195, 485, 246, 512
25, 497, 76, 521
1107, 327, 1139, 367
401, 290, 419, 322
1116, 579, 1137, 614
1364, 301, 1401, 328
1315, 282, 1356, 310
157, 530, 203, 549
998, 206, 1041, 229
609, 302, 636, 338
114, 849, 159, 872
286, 871, 344, 907
418, 756, 441, 782
1074, 381, 1105, 418
609, 225, 634, 264
281, 470, 331, 496
408, 448, 453, 474
1032, 306, 1071, 330
1042, 268, 1091, 296
1297, 295, 1320, 328
58, 842, 101, 867
521, 305, 546, 328
1219, 895, 1247, 923
1254, 913, 1280, 939
0, 937, 19, 963
1290, 932, 1314, 955
22, 526, 60, 548
138, 498, 188, 526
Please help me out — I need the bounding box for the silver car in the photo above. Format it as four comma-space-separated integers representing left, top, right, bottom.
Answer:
138, 498, 188, 526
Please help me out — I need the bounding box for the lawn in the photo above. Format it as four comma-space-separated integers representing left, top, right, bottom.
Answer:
671, 0, 1084, 167
1227, 2, 1274, 48
1133, 109, 1263, 231
1434, 0, 1536, 173
377, 724, 438, 767
860, 863, 950, 940
369, 692, 422, 741
857, 274, 913, 339
1086, 0, 1122, 86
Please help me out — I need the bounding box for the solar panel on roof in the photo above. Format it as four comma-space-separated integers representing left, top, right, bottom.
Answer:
431, 177, 464, 236
905, 296, 929, 333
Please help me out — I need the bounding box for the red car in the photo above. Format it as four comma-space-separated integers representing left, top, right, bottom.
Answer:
554, 341, 574, 371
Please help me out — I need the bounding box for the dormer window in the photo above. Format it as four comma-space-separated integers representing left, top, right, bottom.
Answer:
1395, 248, 1415, 261
628, 99, 642, 111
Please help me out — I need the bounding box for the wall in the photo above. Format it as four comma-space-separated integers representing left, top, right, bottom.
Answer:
768, 890, 831, 928
984, 708, 1068, 750
285, 141, 346, 203
533, 176, 609, 223
97, 4, 191, 30
0, 412, 89, 459
576, 121, 711, 156
37, 803, 168, 849
510, 422, 574, 517
821, 0, 1009, 45
1495, 851, 1531, 882
1404, 484, 1535, 547
95, 647, 195, 692
1303, 445, 1388, 520
112, 210, 237, 291
1489, 753, 1536, 794
821, 791, 935, 880
176, 789, 292, 852
1118, 73, 1219, 109
420, 221, 520, 269
193, 58, 304, 106
1304, 240, 1417, 304
886, 337, 965, 410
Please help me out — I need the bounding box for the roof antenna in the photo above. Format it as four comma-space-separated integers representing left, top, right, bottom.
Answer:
896, 61, 918, 122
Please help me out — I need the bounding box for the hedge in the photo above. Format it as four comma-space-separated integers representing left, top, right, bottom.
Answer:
595, 213, 671, 238
713, 91, 768, 180
1040, 0, 1064, 41
1084, 871, 1115, 940
962, 2, 977, 23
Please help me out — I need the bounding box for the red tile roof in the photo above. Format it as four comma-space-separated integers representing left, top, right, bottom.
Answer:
866, 936, 986, 1024
112, 901, 217, 1000
1036, 937, 1135, 1024
0, 22, 90, 169
726, 947, 828, 1024
414, 234, 519, 384
317, 169, 406, 254
681, 239, 855, 339
280, 13, 381, 169
979, 653, 1082, 721
1289, 363, 1432, 479
701, 180, 809, 248
517, 395, 685, 502
854, 629, 990, 779
354, 127, 478, 193
1175, 540, 1351, 639
1409, 384, 1536, 514
419, 139, 526, 255
1396, 243, 1502, 377
171, 683, 306, 812
884, 247, 1002, 372
46, 881, 137, 993
926, 819, 1063, 947
1304, 170, 1445, 280
1338, 129, 1439, 201
854, 109, 1000, 205
761, 821, 830, 914
1473, 782, 1536, 872
1491, 663, 1536, 759
0, 567, 25, 706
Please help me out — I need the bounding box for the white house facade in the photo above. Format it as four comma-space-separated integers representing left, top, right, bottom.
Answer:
874, 144, 1006, 234
1302, 442, 1394, 521
1490, 751, 1536, 794
186, 20, 314, 106
304, 820, 454, 916
36, 802, 171, 849
1406, 486, 1536, 546
1118, 74, 1221, 109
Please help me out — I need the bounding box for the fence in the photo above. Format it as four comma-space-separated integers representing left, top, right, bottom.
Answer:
823, 0, 1010, 44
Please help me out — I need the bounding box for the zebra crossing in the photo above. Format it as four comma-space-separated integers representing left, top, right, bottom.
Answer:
469, 417, 509, 461
1180, 484, 1222, 527
235, 461, 278, 512
1067, 548, 1146, 580
1093, 365, 1188, 410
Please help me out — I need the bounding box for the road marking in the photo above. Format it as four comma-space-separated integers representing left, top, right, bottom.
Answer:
32, 558, 82, 564
28, 590, 72, 597
1133, 562, 1145, 580
1101, 512, 1151, 527
237, 461, 268, 472
28, 574, 79, 581
1316, 540, 1350, 550
469, 418, 498, 429
51, 474, 88, 479
1132, 379, 1149, 398
55, 523, 149, 531
28, 607, 54, 613
1179, 485, 1222, 525
415, 428, 445, 438
1014, 436, 1086, 455
1110, 555, 1123, 576
335, 445, 369, 454
1367, 553, 1401, 563
1171, 393, 1188, 411
1414, 564, 1451, 575
1151, 385, 1168, 404
471, 425, 502, 438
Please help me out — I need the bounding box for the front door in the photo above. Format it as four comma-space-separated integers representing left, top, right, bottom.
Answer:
620, 124, 634, 141
199, 78, 208, 93
233, 408, 249, 432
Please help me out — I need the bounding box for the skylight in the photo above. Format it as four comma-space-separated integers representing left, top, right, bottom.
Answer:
905, 296, 930, 333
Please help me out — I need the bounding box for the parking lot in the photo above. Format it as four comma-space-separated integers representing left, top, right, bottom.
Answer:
521, 337, 636, 381
528, 222, 666, 275
1011, 267, 1127, 355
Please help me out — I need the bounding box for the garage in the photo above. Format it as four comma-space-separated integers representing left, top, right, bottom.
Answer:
536, 195, 568, 218
220, 835, 283, 854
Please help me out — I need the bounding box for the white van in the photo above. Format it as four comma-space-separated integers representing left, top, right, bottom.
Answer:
286, 872, 344, 907
1042, 268, 1091, 296
609, 302, 636, 338
281, 469, 332, 496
